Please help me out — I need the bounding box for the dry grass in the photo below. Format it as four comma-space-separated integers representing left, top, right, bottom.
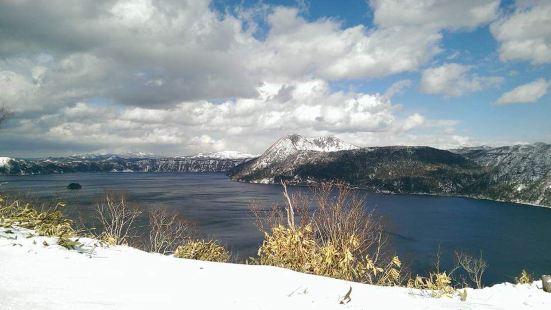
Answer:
408, 272, 455, 297
174, 239, 230, 262
252, 182, 403, 285
515, 269, 532, 284
0, 195, 74, 237
407, 249, 458, 297
0, 195, 78, 249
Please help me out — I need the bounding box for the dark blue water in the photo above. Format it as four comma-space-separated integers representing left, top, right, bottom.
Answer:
1, 172, 550, 285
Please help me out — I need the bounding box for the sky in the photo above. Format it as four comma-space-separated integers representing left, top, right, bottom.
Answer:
0, 0, 550, 157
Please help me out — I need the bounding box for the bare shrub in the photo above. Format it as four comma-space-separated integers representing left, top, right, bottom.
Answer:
148, 208, 193, 254
96, 192, 141, 245
455, 251, 487, 289
253, 182, 403, 286
174, 240, 230, 262
250, 182, 311, 232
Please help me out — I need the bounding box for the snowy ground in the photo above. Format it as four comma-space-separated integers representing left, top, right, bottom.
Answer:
1, 227, 550, 310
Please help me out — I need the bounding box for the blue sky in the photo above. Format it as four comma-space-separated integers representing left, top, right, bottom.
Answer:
0, 0, 550, 157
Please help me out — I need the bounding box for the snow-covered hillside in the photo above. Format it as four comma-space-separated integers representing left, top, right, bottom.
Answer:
454, 143, 551, 206
0, 152, 256, 175
1, 226, 549, 310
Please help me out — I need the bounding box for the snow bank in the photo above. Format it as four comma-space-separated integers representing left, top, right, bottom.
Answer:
1, 227, 549, 310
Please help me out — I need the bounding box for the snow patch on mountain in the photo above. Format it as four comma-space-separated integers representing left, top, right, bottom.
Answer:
0, 157, 12, 168
189, 151, 258, 160
67, 152, 158, 160
273, 134, 358, 154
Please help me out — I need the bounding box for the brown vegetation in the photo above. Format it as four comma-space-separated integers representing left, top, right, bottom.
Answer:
174, 239, 230, 262
252, 182, 404, 285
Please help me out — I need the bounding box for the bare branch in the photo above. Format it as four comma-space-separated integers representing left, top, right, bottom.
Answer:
455, 251, 487, 289
281, 181, 295, 228
148, 208, 193, 254
95, 192, 142, 245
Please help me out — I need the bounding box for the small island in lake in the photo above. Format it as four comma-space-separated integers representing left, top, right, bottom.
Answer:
67, 183, 82, 190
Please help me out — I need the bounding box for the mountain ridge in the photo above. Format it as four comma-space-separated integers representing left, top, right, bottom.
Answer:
0, 151, 257, 175
228, 135, 551, 207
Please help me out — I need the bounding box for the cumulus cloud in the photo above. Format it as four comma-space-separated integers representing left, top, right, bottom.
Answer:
496, 78, 550, 105
252, 7, 442, 80
0, 0, 503, 112
371, 0, 499, 30
0, 0, 503, 155
420, 63, 503, 97
0, 79, 464, 156
383, 80, 413, 99
491, 0, 551, 64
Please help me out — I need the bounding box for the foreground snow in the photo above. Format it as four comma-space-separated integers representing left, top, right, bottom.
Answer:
1, 227, 549, 310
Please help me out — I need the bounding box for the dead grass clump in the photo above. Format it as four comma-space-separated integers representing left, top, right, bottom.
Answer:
0, 195, 78, 249
174, 239, 230, 262
408, 272, 455, 297
515, 269, 532, 284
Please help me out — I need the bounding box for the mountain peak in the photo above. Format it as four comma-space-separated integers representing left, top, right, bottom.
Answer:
238, 134, 359, 174
273, 134, 358, 154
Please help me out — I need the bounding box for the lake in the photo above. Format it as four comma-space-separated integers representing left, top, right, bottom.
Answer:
1, 172, 550, 285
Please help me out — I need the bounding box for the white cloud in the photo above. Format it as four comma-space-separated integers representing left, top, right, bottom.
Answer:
384, 79, 413, 99
496, 78, 550, 105
0, 0, 506, 114
420, 63, 502, 97
0, 0, 505, 155
491, 0, 551, 64
371, 0, 499, 30
247, 7, 442, 81
0, 79, 464, 155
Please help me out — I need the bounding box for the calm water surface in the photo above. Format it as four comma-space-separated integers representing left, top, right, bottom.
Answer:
1, 172, 550, 285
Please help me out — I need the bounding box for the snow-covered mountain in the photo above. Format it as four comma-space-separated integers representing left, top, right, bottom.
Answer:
259, 134, 357, 165
230, 134, 358, 183
0, 152, 257, 175
229, 135, 551, 207
269, 134, 358, 154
